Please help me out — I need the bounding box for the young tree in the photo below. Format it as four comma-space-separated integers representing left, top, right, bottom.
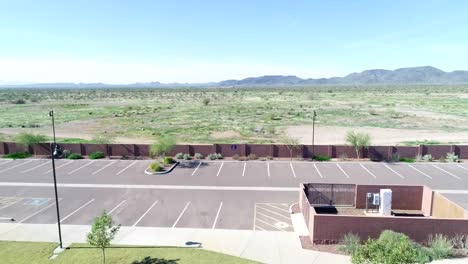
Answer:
15, 132, 48, 153
87, 211, 120, 264
202, 98, 210, 106
345, 131, 371, 160
150, 135, 176, 158
282, 136, 301, 160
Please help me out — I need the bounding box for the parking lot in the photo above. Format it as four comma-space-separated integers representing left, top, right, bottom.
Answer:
0, 158, 467, 232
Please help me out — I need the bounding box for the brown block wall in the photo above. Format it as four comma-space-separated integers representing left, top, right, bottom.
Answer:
33, 143, 51, 155
368, 146, 391, 161
312, 214, 468, 244
60, 143, 85, 155
109, 144, 136, 157
355, 185, 423, 210
455, 145, 468, 159
168, 145, 190, 156
246, 144, 272, 157
189, 145, 213, 156
394, 146, 419, 158
82, 144, 108, 156
216, 144, 246, 157
423, 145, 452, 159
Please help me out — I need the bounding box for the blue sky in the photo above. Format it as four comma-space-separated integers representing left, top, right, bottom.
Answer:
1, 0, 467, 83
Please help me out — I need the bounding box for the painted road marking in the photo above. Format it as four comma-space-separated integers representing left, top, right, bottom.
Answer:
92, 161, 116, 175
242, 162, 246, 177
256, 205, 290, 221
263, 203, 289, 213
336, 164, 350, 178
108, 200, 127, 215
383, 164, 405, 179
59, 199, 95, 224
116, 161, 137, 175
267, 162, 270, 178
253, 203, 257, 231
313, 163, 323, 178
255, 218, 283, 231
212, 202, 223, 229
216, 162, 224, 177
289, 163, 296, 178
192, 161, 202, 176
68, 161, 95, 175
360, 163, 377, 179
19, 202, 57, 223
0, 160, 13, 166
22, 161, 51, 173
0, 160, 34, 173
44, 161, 73, 174
172, 201, 191, 228
0, 197, 22, 210
432, 164, 461, 180
0, 182, 299, 191
133, 200, 159, 227
408, 165, 432, 179
457, 165, 468, 172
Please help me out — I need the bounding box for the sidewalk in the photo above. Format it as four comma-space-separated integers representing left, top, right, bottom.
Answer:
0, 223, 350, 264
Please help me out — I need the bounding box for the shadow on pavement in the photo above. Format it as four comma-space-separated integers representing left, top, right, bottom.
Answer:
131, 256, 180, 264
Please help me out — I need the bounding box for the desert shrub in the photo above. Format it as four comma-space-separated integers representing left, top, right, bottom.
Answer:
3, 152, 32, 159
339, 153, 348, 161
207, 153, 223, 160
202, 98, 210, 106
13, 99, 26, 104
265, 155, 273, 160
439, 156, 446, 163
62, 149, 71, 158
247, 154, 258, 160
414, 244, 433, 264
422, 154, 433, 162
232, 154, 240, 160
445, 152, 459, 163
67, 153, 83, 159
175, 152, 184, 159
390, 153, 400, 162
338, 233, 360, 255
314, 154, 331, 161
428, 234, 453, 259
352, 230, 419, 264
194, 153, 204, 159
15, 132, 48, 149
182, 153, 192, 160
399, 157, 415, 163
238, 156, 247, 161
149, 135, 176, 158
89, 151, 105, 159
163, 156, 176, 165
451, 234, 467, 250
149, 162, 163, 172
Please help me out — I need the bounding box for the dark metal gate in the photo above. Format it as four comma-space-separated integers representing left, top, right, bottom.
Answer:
305, 183, 355, 207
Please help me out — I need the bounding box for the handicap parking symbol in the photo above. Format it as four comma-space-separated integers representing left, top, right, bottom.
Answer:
231, 144, 237, 150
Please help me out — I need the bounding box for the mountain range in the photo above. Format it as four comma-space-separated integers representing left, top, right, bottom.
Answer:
2, 66, 468, 88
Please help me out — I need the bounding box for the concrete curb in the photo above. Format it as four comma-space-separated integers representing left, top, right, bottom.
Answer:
144, 161, 179, 175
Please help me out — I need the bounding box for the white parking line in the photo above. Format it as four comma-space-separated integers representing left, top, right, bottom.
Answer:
432, 164, 461, 180
133, 200, 158, 227
457, 165, 468, 172
0, 198, 22, 211
253, 203, 257, 231
116, 161, 137, 175
212, 202, 223, 229
172, 201, 191, 228
257, 211, 287, 224
267, 162, 270, 178
192, 161, 202, 176
408, 165, 432, 179
255, 225, 266, 231
59, 199, 95, 224
255, 218, 284, 231
289, 163, 297, 178
0, 160, 34, 173
216, 162, 224, 177
359, 163, 377, 179
22, 161, 51, 173
92, 161, 116, 175
264, 203, 290, 213
256, 205, 290, 220
0, 160, 13, 166
108, 200, 126, 215
68, 161, 95, 175
336, 164, 350, 179
19, 202, 57, 223
313, 163, 324, 178
44, 160, 73, 174
242, 162, 246, 177
383, 164, 405, 179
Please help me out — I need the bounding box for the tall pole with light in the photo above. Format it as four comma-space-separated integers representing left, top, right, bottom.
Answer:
49, 110, 63, 249
312, 110, 317, 159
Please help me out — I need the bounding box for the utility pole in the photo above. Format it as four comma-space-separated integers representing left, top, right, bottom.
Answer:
49, 110, 63, 248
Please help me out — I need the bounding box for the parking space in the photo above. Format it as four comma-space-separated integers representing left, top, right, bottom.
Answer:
254, 203, 293, 232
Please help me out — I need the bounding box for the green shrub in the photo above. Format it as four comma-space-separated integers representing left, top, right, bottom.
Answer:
399, 157, 415, 163
338, 233, 360, 255
352, 230, 419, 264
13, 99, 26, 104
422, 154, 433, 162
314, 155, 331, 161
247, 154, 258, 160
3, 152, 32, 159
428, 234, 453, 259
390, 153, 400, 162
175, 152, 184, 159
232, 154, 240, 160
62, 149, 71, 158
67, 153, 83, 159
89, 151, 105, 159
163, 156, 176, 165
182, 153, 192, 160
451, 234, 467, 250
445, 152, 459, 163
266, 155, 273, 160
149, 135, 176, 158
238, 156, 247, 161
202, 98, 210, 106
15, 132, 48, 149
207, 153, 223, 160
149, 162, 163, 172
194, 153, 203, 159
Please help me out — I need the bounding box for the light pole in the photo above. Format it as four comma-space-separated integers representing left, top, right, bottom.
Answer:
49, 110, 63, 248
312, 110, 317, 159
